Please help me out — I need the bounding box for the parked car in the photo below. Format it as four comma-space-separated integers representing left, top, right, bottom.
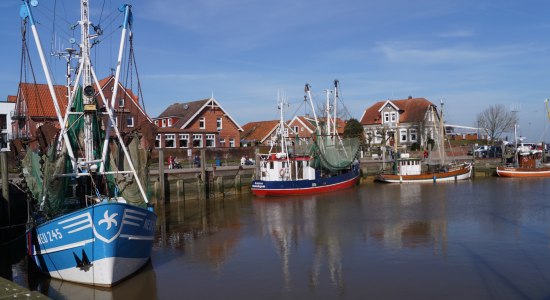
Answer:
473, 145, 489, 158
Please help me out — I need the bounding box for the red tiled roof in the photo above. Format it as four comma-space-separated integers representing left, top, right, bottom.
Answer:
241, 120, 279, 142
156, 99, 210, 128
6, 95, 17, 103
18, 82, 68, 118
360, 98, 435, 125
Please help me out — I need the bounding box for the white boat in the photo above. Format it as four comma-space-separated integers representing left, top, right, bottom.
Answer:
19, 0, 156, 286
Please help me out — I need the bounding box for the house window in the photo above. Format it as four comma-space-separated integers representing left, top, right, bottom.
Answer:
229, 138, 235, 147
126, 116, 134, 128
400, 129, 407, 142
179, 134, 189, 148
294, 126, 299, 133
167, 118, 172, 127
110, 117, 118, 128
165, 134, 176, 148
391, 112, 397, 122
219, 138, 225, 147
217, 117, 222, 130
410, 129, 417, 142
154, 120, 159, 126
375, 130, 382, 144
206, 134, 215, 147
155, 134, 161, 148
119, 98, 125, 107
161, 119, 166, 127
199, 117, 205, 129
383, 112, 390, 123
193, 134, 203, 147
283, 128, 289, 137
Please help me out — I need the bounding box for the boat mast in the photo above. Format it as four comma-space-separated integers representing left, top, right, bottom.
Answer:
439, 99, 445, 166
333, 80, 339, 136
81, 0, 94, 162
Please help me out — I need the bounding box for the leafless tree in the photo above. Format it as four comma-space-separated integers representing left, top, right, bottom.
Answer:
476, 104, 518, 143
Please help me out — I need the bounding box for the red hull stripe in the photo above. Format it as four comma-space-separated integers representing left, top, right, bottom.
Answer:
251, 175, 359, 197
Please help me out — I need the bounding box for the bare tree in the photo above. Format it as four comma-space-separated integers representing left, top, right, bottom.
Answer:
476, 104, 518, 143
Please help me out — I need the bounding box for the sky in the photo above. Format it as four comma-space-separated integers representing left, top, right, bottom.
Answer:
2, 0, 550, 142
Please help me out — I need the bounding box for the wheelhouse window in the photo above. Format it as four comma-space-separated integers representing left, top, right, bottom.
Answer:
179, 134, 189, 148
165, 134, 176, 148
206, 134, 215, 147
193, 134, 203, 147
199, 117, 205, 129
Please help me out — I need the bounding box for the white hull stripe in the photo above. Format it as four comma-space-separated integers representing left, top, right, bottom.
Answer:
120, 234, 155, 240
35, 238, 95, 255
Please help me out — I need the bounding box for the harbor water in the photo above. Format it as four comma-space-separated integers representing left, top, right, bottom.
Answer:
4, 177, 550, 299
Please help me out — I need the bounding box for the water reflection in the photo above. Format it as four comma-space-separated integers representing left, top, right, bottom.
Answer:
29, 262, 157, 299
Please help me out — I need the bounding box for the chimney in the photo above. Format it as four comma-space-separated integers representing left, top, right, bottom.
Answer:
408, 95, 413, 99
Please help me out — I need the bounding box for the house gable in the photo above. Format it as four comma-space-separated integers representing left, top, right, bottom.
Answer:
361, 98, 435, 126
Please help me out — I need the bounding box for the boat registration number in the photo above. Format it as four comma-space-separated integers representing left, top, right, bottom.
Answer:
37, 229, 63, 245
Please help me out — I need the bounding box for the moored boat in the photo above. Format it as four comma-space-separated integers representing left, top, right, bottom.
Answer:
375, 156, 472, 183
19, 0, 156, 286
496, 144, 550, 177
251, 81, 360, 197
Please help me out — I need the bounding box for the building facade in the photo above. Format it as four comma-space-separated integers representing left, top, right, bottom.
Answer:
153, 97, 243, 149
360, 97, 440, 149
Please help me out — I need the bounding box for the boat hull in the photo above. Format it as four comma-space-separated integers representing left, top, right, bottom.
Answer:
496, 166, 550, 177
27, 202, 157, 286
375, 164, 472, 183
251, 167, 360, 197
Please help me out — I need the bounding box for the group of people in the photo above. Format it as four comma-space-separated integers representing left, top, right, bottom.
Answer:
167, 155, 182, 169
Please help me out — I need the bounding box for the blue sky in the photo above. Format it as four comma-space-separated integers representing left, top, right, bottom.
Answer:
2, 0, 550, 141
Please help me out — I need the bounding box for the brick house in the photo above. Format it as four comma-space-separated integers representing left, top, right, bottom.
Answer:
153, 97, 243, 149
241, 120, 279, 146
360, 97, 440, 148
11, 76, 151, 141
287, 115, 347, 144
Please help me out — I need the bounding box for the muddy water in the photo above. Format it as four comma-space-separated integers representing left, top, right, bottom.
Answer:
6, 177, 550, 299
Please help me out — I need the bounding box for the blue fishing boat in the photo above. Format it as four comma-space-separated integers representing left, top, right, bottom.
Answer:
19, 0, 156, 286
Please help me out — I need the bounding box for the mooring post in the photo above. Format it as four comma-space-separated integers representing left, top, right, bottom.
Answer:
201, 149, 208, 199
235, 174, 242, 194
158, 149, 165, 203
0, 151, 8, 225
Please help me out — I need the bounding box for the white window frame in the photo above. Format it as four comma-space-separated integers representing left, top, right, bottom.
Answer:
410, 129, 418, 142
219, 138, 225, 147
161, 119, 166, 127
155, 134, 161, 148
119, 98, 125, 107
383, 112, 390, 123
391, 112, 397, 122
216, 117, 222, 130
199, 117, 205, 129
110, 117, 118, 128
179, 134, 189, 148
229, 138, 235, 147
167, 118, 172, 127
294, 126, 299, 133
165, 134, 176, 148
193, 134, 203, 148
206, 134, 216, 148
400, 129, 407, 142
126, 116, 134, 128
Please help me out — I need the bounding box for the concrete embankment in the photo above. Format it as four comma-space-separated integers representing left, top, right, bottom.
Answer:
0, 277, 48, 299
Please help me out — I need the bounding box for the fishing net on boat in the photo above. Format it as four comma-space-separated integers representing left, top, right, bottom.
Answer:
309, 136, 360, 171
109, 133, 150, 207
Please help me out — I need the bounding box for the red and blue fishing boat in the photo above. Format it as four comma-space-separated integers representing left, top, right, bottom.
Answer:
252, 81, 361, 197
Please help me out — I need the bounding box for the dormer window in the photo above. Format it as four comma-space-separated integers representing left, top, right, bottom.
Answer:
161, 119, 166, 127
167, 118, 172, 127
383, 112, 390, 123
391, 112, 397, 122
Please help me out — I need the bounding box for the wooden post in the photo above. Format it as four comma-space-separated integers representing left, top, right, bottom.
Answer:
216, 176, 224, 196
201, 149, 209, 199
177, 179, 185, 201
235, 174, 241, 194
1, 152, 9, 225
158, 149, 165, 203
